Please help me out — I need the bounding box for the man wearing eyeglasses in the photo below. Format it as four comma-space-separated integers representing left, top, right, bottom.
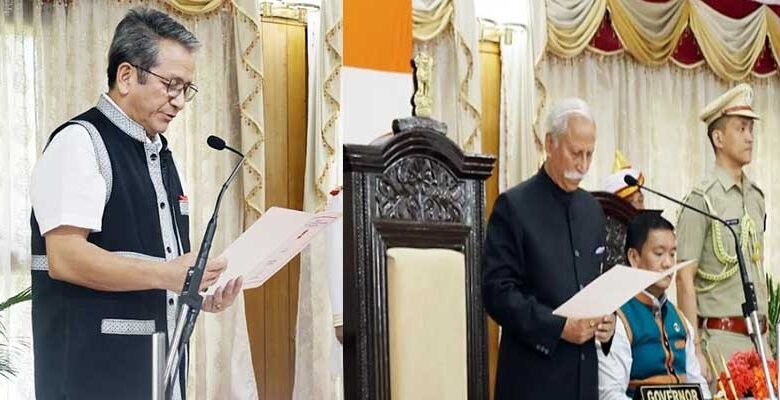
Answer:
29, 8, 240, 400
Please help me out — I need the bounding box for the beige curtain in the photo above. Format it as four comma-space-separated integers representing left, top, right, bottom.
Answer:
498, 0, 548, 191
0, 1, 37, 398
165, 0, 225, 14
545, 0, 780, 81
546, 0, 606, 57
499, 25, 541, 191
537, 53, 780, 278
531, 0, 548, 66
608, 0, 689, 65
496, 2, 547, 192
413, 0, 482, 152
1, 1, 258, 398
293, 1, 343, 399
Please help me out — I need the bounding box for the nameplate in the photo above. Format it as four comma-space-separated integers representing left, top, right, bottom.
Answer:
725, 218, 740, 226
633, 384, 703, 400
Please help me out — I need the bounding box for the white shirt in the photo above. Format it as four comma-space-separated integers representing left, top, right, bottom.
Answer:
31, 123, 108, 235
30, 94, 185, 400
31, 94, 168, 235
596, 294, 711, 400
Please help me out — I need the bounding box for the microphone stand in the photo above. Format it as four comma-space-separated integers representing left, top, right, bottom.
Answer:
632, 180, 776, 400
156, 141, 245, 400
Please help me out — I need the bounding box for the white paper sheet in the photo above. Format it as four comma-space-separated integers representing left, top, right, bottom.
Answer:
552, 260, 696, 319
208, 207, 341, 292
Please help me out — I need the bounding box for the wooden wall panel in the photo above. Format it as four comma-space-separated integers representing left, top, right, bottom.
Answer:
263, 19, 292, 400
243, 16, 308, 400
479, 40, 501, 400
285, 21, 307, 382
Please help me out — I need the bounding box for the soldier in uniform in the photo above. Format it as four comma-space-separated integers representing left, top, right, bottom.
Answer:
675, 84, 766, 383
603, 150, 645, 210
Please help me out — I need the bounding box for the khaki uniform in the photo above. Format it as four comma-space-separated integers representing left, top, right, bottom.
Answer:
677, 165, 767, 359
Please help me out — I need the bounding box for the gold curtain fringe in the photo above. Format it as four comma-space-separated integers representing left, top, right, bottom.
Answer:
454, 25, 481, 153
312, 18, 341, 213
41, 1, 236, 22
104, 0, 232, 19
232, 1, 265, 226
532, 55, 546, 157
547, 0, 780, 82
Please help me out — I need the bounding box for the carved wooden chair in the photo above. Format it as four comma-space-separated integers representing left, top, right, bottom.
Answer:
591, 191, 640, 271
343, 117, 495, 400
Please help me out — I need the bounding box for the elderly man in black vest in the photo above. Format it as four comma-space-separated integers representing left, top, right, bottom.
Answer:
482, 98, 616, 400
29, 8, 241, 400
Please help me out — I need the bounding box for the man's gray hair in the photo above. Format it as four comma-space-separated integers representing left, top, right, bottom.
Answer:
545, 98, 594, 142
107, 7, 200, 88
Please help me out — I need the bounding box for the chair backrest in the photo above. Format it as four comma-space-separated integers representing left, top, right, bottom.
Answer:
343, 117, 495, 400
591, 191, 640, 271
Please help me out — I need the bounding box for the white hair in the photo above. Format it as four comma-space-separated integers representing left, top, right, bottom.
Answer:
545, 97, 594, 142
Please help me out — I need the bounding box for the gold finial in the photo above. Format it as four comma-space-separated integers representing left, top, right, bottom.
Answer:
412, 52, 434, 118
612, 150, 632, 173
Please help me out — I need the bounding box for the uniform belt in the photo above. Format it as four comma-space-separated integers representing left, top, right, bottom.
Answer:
699, 315, 767, 335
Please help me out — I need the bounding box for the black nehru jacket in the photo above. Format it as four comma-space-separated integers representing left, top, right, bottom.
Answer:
30, 106, 190, 400
482, 166, 609, 400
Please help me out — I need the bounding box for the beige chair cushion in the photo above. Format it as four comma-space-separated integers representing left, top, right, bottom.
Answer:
386, 247, 467, 400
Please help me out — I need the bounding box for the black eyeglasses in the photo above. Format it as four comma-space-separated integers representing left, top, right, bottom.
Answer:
131, 64, 198, 102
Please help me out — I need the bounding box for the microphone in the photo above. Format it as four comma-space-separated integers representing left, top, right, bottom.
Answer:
162, 135, 245, 397
623, 174, 776, 398
206, 135, 225, 150
623, 175, 736, 232
623, 175, 639, 187
208, 135, 243, 158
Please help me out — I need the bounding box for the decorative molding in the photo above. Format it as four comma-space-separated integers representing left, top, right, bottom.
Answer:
344, 126, 494, 180
376, 157, 465, 223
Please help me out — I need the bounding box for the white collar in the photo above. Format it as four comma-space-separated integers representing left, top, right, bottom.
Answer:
641, 289, 667, 310
97, 93, 161, 149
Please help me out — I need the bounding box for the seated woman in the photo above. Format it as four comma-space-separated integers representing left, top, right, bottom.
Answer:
597, 211, 710, 399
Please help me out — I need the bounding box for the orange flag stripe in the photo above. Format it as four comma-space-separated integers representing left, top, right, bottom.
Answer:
343, 0, 413, 73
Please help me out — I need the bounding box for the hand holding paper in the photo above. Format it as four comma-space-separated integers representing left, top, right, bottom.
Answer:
552, 260, 696, 319
208, 207, 341, 293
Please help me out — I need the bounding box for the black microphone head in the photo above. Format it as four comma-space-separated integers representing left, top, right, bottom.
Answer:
624, 175, 639, 186
207, 135, 226, 150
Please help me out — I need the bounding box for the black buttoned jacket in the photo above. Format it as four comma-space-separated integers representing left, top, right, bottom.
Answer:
482, 167, 610, 400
